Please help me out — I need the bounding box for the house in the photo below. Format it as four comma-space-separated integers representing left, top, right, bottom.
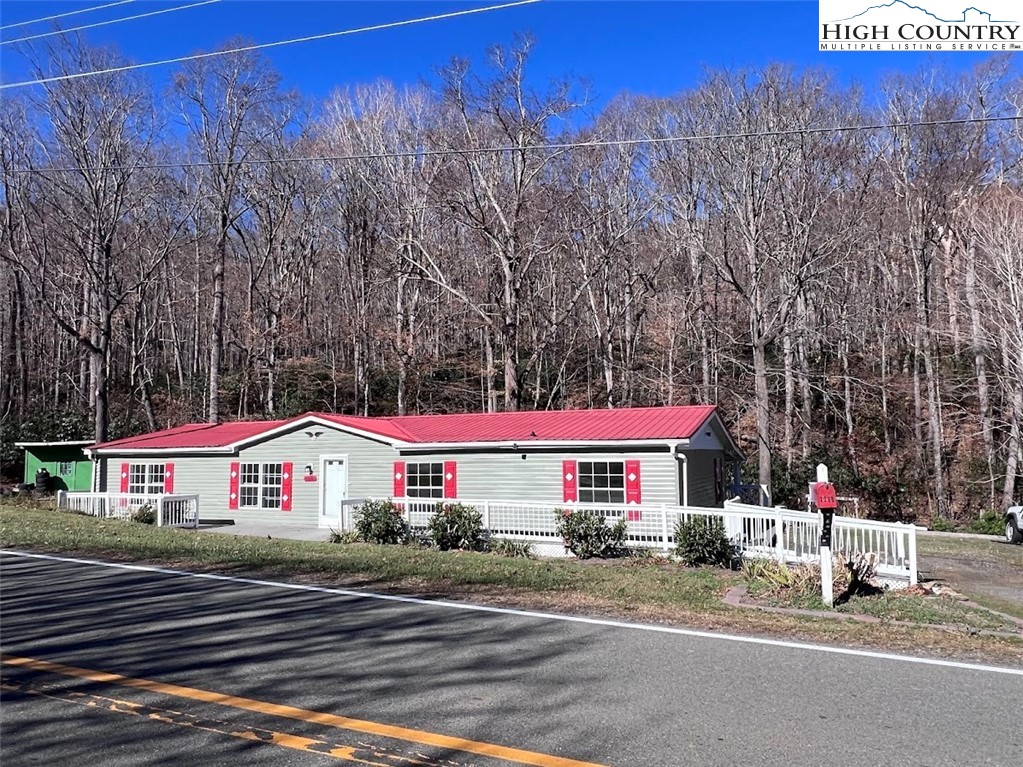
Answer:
87, 406, 744, 528
16, 440, 94, 492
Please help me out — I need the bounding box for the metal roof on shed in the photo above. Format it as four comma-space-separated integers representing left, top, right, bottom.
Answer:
89, 405, 722, 451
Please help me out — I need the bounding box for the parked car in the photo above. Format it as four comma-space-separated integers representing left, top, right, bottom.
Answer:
1006, 506, 1023, 544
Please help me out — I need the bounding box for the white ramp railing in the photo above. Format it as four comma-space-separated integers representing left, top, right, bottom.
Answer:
334, 496, 918, 585
155, 495, 200, 528
58, 492, 199, 529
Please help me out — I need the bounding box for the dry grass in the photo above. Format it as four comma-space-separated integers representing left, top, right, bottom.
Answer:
3, 501, 1021, 667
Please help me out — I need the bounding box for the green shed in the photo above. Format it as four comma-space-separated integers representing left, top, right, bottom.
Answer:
16, 441, 94, 492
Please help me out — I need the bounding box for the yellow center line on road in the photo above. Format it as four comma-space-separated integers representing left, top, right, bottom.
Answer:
1, 655, 609, 767
2, 678, 406, 766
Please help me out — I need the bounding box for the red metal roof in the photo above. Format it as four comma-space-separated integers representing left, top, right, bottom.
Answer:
373, 406, 718, 443
90, 405, 719, 451
91, 421, 289, 450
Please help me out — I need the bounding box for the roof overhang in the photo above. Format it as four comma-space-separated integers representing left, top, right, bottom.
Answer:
16, 440, 93, 448
400, 439, 682, 451
89, 415, 408, 456
86, 410, 745, 458
706, 411, 745, 461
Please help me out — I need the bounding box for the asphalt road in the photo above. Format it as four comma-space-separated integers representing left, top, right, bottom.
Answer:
1, 552, 1020, 767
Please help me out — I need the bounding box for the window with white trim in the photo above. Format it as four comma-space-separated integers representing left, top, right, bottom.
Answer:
578, 461, 625, 504
239, 462, 282, 509
405, 462, 444, 499
128, 464, 165, 495
57, 461, 73, 476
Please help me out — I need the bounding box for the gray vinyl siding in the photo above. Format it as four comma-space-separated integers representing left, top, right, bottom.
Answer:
232, 427, 395, 524
684, 450, 723, 507
98, 425, 396, 526
96, 425, 730, 526
398, 446, 680, 506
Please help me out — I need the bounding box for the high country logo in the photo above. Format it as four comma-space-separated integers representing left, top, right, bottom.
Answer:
819, 1, 1020, 50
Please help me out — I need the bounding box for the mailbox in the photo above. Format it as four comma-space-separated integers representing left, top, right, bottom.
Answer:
813, 482, 838, 509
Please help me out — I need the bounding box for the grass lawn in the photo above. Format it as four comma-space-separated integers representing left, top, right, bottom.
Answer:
918, 534, 1023, 567
838, 593, 1019, 632
2, 501, 1021, 666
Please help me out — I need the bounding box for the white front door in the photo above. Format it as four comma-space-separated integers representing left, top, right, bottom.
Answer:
320, 458, 348, 527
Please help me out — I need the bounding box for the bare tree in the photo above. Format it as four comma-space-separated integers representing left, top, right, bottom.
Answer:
173, 43, 295, 423
1, 40, 167, 442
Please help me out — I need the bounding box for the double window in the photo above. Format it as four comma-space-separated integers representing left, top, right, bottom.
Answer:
405, 462, 444, 499
239, 462, 282, 509
578, 461, 625, 504
128, 464, 165, 495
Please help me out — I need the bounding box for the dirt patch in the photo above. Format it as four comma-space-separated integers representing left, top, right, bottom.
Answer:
918, 540, 1023, 620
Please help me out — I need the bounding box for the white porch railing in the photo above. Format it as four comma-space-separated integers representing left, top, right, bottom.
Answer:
336, 496, 918, 586
58, 492, 199, 529
723, 500, 918, 584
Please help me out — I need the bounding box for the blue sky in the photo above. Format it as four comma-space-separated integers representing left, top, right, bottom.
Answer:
1, 1, 1018, 106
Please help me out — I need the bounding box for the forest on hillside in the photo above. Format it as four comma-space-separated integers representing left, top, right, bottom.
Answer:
1, 36, 1021, 525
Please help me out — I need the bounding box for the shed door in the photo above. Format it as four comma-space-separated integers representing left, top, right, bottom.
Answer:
320, 459, 348, 527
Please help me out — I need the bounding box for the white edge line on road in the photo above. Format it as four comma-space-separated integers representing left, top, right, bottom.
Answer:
3, 549, 1022, 677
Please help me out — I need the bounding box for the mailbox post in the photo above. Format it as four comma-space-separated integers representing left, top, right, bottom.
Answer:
810, 463, 838, 607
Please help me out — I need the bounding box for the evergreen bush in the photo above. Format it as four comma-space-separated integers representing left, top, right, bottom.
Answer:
674, 516, 735, 567
555, 508, 628, 559
354, 499, 410, 544
428, 502, 485, 551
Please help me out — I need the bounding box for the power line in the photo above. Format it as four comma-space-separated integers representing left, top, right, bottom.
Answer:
2, 0, 221, 46
0, 0, 137, 31
0, 0, 542, 90
12, 115, 1021, 175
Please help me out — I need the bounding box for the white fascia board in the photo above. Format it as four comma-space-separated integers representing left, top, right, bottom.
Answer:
91, 446, 236, 456
15, 440, 94, 448
399, 438, 684, 451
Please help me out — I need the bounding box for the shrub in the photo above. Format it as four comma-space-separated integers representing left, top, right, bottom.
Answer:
743, 559, 823, 601
837, 551, 881, 602
968, 510, 1003, 536
555, 509, 628, 559
354, 499, 410, 545
743, 554, 878, 606
328, 528, 360, 545
131, 504, 157, 525
929, 514, 956, 532
488, 538, 535, 559
428, 502, 485, 551
674, 516, 735, 567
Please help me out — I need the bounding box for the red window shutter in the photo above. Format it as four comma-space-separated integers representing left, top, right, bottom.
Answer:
228, 462, 240, 510
625, 460, 642, 505
164, 462, 174, 494
281, 462, 293, 512
562, 460, 577, 503
119, 463, 130, 493
393, 461, 405, 497
443, 461, 457, 499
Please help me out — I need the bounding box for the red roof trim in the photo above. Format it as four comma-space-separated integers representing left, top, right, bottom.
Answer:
89, 405, 723, 452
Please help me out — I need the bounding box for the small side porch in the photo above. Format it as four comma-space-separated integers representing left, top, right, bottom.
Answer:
58, 492, 199, 528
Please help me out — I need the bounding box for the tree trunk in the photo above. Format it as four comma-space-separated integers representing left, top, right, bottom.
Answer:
208, 217, 227, 423
1001, 328, 1022, 510
964, 241, 995, 503
753, 339, 772, 492
783, 330, 796, 469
